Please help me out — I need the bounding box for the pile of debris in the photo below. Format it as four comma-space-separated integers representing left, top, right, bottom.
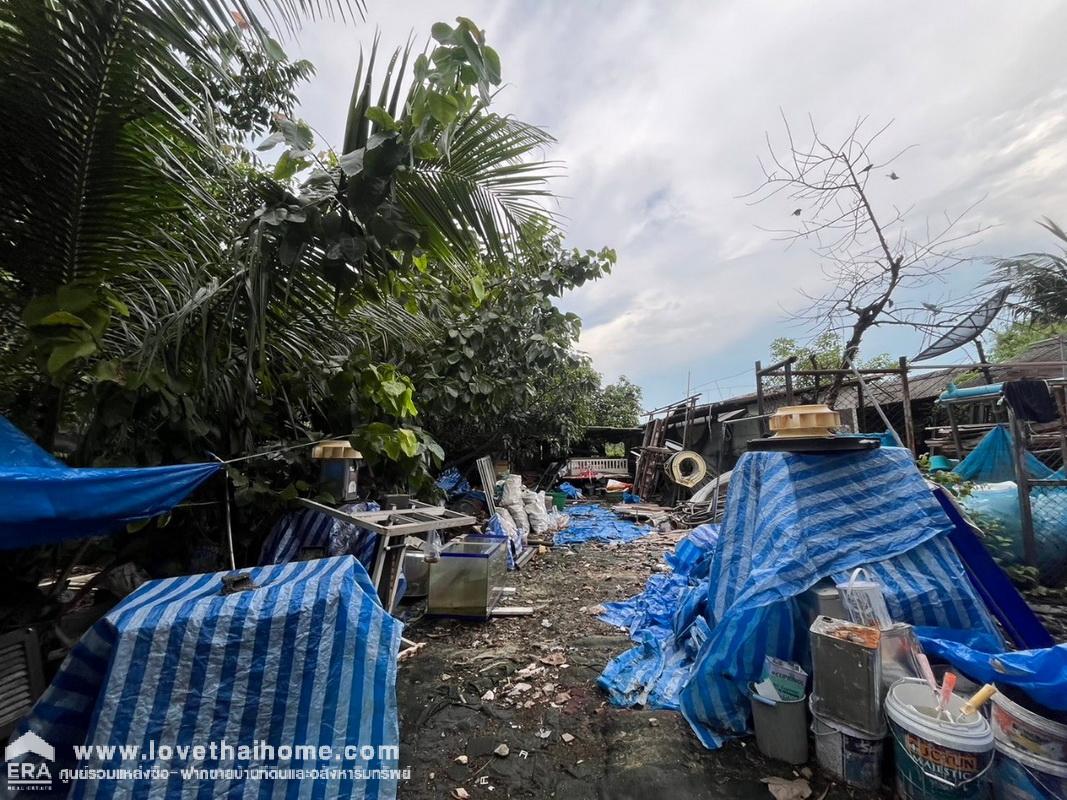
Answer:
594, 438, 1067, 798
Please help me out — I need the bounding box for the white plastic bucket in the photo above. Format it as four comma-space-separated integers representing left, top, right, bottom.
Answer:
992, 739, 1067, 799
810, 700, 884, 790
836, 566, 892, 629
884, 678, 994, 800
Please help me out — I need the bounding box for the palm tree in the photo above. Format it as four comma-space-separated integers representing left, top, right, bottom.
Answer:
991, 218, 1067, 324
0, 0, 363, 447
0, 5, 561, 462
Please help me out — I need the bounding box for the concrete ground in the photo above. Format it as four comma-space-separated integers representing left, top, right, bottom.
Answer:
393, 529, 892, 800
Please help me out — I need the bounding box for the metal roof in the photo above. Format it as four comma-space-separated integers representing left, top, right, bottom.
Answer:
678, 335, 1067, 420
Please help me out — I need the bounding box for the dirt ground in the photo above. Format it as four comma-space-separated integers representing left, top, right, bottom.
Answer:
393, 529, 892, 800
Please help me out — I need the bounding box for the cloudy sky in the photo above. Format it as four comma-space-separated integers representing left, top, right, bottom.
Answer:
287, 1, 1067, 408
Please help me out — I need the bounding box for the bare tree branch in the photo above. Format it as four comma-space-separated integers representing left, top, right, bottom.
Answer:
749, 114, 988, 403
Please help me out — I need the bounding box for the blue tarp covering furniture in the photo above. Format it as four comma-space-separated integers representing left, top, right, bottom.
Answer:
952, 424, 1054, 483
15, 556, 402, 799
599, 447, 1002, 749
0, 416, 219, 549
259, 501, 408, 604
260, 502, 382, 569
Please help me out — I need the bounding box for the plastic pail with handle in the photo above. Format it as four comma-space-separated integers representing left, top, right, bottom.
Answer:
750, 686, 808, 765
885, 678, 994, 800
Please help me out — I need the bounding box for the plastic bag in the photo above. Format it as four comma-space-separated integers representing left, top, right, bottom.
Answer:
547, 510, 570, 532
506, 500, 529, 535
425, 530, 442, 563
523, 489, 549, 534
501, 474, 524, 507
837, 567, 893, 629
496, 507, 518, 537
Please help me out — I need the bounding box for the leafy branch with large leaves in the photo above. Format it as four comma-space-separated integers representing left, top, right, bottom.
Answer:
0, 6, 619, 572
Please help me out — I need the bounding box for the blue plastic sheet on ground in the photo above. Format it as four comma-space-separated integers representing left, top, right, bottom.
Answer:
14, 556, 403, 799
596, 448, 1000, 750
0, 416, 219, 550
554, 504, 653, 545
664, 523, 720, 578
916, 627, 1067, 712
558, 481, 583, 499
953, 425, 1053, 483
598, 524, 719, 709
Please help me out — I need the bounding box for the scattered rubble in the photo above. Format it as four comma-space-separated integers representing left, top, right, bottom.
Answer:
395, 526, 889, 800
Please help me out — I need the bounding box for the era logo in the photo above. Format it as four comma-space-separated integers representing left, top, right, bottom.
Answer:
5, 731, 54, 790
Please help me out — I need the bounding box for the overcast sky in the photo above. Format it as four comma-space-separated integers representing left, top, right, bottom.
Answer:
287, 1, 1067, 408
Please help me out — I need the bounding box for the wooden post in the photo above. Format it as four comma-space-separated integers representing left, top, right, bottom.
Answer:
755, 361, 766, 435
947, 405, 963, 459
856, 379, 865, 433
1056, 385, 1067, 472
784, 361, 795, 406
899, 356, 916, 455
1008, 409, 1038, 567
681, 398, 694, 449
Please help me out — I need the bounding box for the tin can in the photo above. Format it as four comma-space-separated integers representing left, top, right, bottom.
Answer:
809, 615, 883, 736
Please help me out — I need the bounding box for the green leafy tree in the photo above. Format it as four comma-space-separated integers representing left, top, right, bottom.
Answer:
989, 320, 1067, 363
394, 221, 616, 464
0, 0, 362, 448
593, 376, 643, 427
0, 9, 610, 571
768, 333, 893, 395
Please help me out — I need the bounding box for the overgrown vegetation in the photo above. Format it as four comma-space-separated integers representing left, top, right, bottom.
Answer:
918, 458, 1041, 588
0, 5, 625, 579
981, 217, 1067, 363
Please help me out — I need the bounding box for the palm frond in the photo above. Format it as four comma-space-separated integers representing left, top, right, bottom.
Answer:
989, 217, 1067, 323
0, 0, 362, 323
399, 111, 559, 265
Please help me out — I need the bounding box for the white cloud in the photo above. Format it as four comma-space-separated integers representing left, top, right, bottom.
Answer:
288, 1, 1067, 407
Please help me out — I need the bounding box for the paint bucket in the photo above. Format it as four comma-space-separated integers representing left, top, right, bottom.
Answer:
750, 685, 808, 765
810, 699, 885, 790
884, 678, 994, 800
990, 690, 1067, 763
992, 740, 1067, 800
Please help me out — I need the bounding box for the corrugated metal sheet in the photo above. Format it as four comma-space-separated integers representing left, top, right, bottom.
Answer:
680, 335, 1067, 422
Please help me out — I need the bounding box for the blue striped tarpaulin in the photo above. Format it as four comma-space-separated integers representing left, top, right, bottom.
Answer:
677, 447, 1001, 748
14, 556, 403, 799
259, 502, 381, 569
